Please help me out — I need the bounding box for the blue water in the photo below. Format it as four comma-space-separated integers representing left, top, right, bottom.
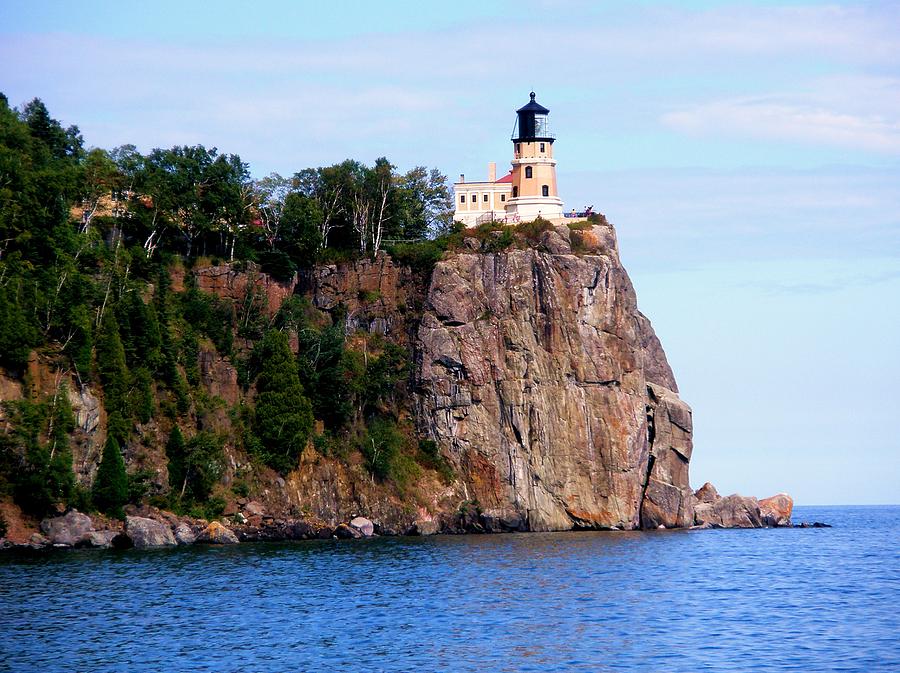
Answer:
1, 505, 898, 672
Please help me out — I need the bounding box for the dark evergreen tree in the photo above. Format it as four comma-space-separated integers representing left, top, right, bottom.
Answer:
92, 435, 128, 518
252, 330, 314, 474
95, 310, 129, 421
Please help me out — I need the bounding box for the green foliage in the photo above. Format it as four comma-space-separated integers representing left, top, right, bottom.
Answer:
92, 435, 128, 518
251, 330, 314, 474
129, 366, 155, 424
95, 309, 129, 421
0, 388, 77, 517
482, 228, 515, 252
257, 249, 296, 282
166, 427, 224, 503
513, 216, 553, 244
231, 480, 250, 498
359, 416, 404, 481
117, 290, 162, 370
417, 439, 455, 484
180, 283, 234, 356
384, 239, 446, 273
127, 468, 155, 504
0, 283, 37, 368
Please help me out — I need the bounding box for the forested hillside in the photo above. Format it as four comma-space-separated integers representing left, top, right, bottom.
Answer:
0, 94, 458, 527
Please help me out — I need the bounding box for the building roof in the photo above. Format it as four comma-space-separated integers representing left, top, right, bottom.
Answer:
516, 91, 550, 115
495, 172, 513, 183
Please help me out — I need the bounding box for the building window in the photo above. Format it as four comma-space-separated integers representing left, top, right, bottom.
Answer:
540, 143, 545, 152
460, 195, 465, 204
516, 143, 520, 154
512, 186, 518, 198
471, 194, 477, 203
501, 194, 506, 202
483, 194, 489, 202
542, 185, 549, 197
525, 166, 532, 178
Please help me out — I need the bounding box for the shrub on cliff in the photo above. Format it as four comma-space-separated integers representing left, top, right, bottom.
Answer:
252, 330, 314, 474
92, 436, 128, 518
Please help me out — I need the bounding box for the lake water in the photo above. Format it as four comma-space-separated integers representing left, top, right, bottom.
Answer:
1, 505, 898, 672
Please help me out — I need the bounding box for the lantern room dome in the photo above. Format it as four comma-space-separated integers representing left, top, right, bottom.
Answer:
516, 92, 550, 115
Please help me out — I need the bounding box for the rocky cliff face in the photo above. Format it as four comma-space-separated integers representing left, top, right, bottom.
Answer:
5, 222, 757, 546
415, 223, 693, 531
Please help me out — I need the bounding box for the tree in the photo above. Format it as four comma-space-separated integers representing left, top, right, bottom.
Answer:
395, 166, 454, 239
166, 426, 223, 502
252, 330, 314, 474
92, 435, 128, 518
280, 192, 322, 268
0, 283, 36, 368
78, 148, 121, 232
95, 309, 129, 421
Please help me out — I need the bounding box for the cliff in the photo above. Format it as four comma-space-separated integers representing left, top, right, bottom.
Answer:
1, 221, 792, 548
415, 224, 692, 531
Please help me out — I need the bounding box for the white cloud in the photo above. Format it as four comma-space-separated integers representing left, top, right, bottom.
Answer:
662, 76, 900, 154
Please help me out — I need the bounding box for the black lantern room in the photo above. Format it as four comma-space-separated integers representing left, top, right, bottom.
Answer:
512, 92, 554, 142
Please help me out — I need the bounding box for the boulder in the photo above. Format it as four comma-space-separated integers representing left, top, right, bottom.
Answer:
86, 530, 118, 549
539, 227, 571, 255
693, 482, 720, 504
125, 516, 176, 549
759, 493, 793, 527
349, 517, 374, 537
334, 523, 362, 539
243, 501, 265, 517
173, 523, 197, 545
693, 494, 762, 528
40, 510, 93, 546
195, 521, 239, 544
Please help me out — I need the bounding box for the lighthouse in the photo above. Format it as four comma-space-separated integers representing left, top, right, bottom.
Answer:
452, 92, 566, 225
505, 92, 563, 221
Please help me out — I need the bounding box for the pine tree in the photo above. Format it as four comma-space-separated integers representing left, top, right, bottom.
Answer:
92, 435, 128, 518
165, 425, 186, 497
95, 310, 129, 420
253, 330, 314, 474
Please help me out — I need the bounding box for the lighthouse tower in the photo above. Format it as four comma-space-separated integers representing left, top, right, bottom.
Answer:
505, 92, 564, 221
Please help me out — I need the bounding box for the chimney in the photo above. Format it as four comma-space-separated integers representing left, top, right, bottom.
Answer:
459, 174, 465, 183
488, 162, 496, 182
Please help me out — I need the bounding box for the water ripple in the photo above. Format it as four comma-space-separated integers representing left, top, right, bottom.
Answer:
1, 505, 898, 672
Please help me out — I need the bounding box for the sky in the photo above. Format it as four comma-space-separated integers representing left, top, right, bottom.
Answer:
1, 0, 898, 504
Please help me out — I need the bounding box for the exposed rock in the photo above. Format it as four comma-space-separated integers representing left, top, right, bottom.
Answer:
463, 237, 481, 251
334, 523, 362, 539
86, 530, 118, 549
349, 517, 374, 537
40, 510, 93, 546
67, 385, 101, 434
193, 263, 295, 318
243, 501, 265, 518
198, 347, 240, 407
416, 226, 693, 531
693, 494, 763, 529
125, 516, 176, 549
538, 226, 571, 254
693, 482, 720, 504
759, 493, 794, 527
640, 383, 694, 529
174, 523, 197, 545
195, 521, 239, 544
